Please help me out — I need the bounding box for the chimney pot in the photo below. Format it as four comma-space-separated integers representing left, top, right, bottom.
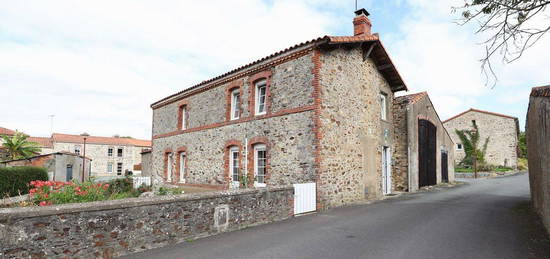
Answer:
353, 8, 372, 36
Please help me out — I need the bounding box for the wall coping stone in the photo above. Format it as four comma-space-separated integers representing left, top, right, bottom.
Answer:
0, 186, 293, 221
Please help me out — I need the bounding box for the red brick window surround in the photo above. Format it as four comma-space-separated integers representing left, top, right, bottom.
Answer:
225, 80, 244, 121
247, 70, 272, 116
247, 136, 270, 187
177, 100, 189, 130
163, 149, 174, 182
175, 146, 188, 184
224, 140, 242, 188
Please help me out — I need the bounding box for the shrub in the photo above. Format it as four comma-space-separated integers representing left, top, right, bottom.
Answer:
105, 176, 133, 195
156, 187, 185, 196
0, 166, 48, 197
29, 180, 110, 206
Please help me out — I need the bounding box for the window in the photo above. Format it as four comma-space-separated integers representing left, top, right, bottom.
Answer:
179, 105, 187, 130
229, 147, 240, 182
107, 163, 113, 173
179, 152, 186, 183
456, 143, 463, 150
254, 144, 267, 186
74, 145, 81, 155
108, 148, 113, 157
472, 120, 476, 126
255, 80, 267, 115
380, 93, 388, 120
117, 162, 123, 175
117, 148, 123, 157
230, 89, 241, 120
166, 153, 173, 182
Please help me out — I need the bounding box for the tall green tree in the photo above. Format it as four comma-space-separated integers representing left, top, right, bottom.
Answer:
455, 121, 490, 167
1, 133, 41, 160
519, 131, 527, 158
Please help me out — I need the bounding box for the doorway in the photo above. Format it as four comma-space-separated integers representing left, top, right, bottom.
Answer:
441, 151, 449, 183
419, 119, 437, 187
66, 164, 73, 181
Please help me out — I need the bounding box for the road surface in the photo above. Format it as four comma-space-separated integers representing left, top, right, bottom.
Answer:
123, 173, 550, 259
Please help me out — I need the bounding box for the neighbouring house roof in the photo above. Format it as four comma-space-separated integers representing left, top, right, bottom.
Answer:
0, 127, 18, 136
0, 151, 91, 164
395, 91, 428, 104
27, 137, 53, 148
531, 85, 550, 97
51, 133, 151, 147
443, 108, 518, 123
151, 34, 407, 108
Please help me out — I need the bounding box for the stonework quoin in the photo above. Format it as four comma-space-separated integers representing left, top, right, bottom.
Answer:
443, 109, 520, 169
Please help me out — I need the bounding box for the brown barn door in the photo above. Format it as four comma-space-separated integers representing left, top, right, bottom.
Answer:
441, 151, 449, 183
418, 119, 437, 187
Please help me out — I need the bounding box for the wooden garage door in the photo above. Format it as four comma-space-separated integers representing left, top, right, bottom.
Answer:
418, 119, 437, 187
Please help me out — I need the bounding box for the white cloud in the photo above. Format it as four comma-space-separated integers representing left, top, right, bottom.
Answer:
0, 0, 341, 139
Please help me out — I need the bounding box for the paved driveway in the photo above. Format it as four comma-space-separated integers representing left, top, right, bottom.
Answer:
123, 173, 550, 259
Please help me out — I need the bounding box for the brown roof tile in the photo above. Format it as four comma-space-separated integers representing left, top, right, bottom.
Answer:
0, 127, 18, 136
151, 34, 406, 108
531, 85, 550, 97
27, 137, 53, 148
395, 91, 428, 104
443, 108, 518, 123
52, 133, 151, 147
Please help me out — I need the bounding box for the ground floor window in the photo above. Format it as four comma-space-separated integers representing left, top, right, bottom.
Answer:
166, 153, 173, 182
230, 147, 240, 183
254, 144, 266, 185
107, 162, 113, 173
179, 152, 186, 183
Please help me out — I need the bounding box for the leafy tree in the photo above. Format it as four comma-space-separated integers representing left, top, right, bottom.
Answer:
519, 131, 527, 158
454, 0, 550, 84
455, 121, 490, 167
0, 132, 42, 160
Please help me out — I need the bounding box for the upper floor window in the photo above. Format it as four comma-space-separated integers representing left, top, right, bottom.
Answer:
108, 147, 113, 157
456, 143, 463, 150
74, 145, 81, 155
230, 89, 241, 120
380, 93, 388, 120
179, 105, 187, 130
117, 148, 123, 157
254, 144, 267, 186
255, 80, 267, 115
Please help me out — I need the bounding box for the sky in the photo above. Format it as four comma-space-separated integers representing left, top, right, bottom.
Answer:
1, 0, 548, 139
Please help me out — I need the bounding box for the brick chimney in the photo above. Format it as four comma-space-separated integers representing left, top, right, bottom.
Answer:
353, 8, 372, 36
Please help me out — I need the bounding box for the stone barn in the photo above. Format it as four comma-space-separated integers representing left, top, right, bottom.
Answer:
527, 85, 550, 233
444, 108, 520, 169
150, 9, 410, 209
392, 92, 455, 192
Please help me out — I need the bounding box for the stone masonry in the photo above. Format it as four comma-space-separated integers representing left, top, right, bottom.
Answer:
150, 10, 408, 209
444, 109, 520, 168
0, 186, 293, 258
527, 85, 550, 234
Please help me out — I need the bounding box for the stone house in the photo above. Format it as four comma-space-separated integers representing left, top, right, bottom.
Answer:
443, 108, 520, 168
0, 151, 92, 182
150, 9, 412, 209
527, 85, 550, 233
50, 133, 151, 177
140, 149, 152, 177
392, 92, 455, 192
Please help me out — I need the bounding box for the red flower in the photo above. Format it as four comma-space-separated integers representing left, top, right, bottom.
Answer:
39, 201, 47, 206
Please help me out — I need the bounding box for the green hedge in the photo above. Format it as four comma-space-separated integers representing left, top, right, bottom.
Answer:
0, 166, 48, 197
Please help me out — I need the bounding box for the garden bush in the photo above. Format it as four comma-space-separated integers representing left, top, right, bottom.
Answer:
30, 180, 110, 206
0, 166, 48, 197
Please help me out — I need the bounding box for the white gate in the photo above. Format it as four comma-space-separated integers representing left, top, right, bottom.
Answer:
293, 182, 316, 215
133, 176, 151, 188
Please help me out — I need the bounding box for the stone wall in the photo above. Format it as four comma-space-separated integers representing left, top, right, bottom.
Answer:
0, 186, 294, 259
317, 47, 396, 208
527, 88, 550, 233
150, 51, 317, 189
391, 98, 409, 191
444, 110, 519, 168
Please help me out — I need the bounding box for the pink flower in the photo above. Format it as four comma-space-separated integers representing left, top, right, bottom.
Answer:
39, 201, 47, 206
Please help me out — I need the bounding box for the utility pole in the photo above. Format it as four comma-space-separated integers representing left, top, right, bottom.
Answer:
82, 137, 87, 182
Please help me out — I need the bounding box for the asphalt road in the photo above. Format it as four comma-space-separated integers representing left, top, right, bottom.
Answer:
123, 173, 550, 259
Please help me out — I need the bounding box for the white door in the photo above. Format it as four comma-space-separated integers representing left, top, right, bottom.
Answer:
294, 183, 316, 215
382, 146, 392, 195
229, 147, 240, 188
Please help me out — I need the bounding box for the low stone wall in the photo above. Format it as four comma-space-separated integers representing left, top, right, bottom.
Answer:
454, 171, 522, 178
0, 186, 294, 258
